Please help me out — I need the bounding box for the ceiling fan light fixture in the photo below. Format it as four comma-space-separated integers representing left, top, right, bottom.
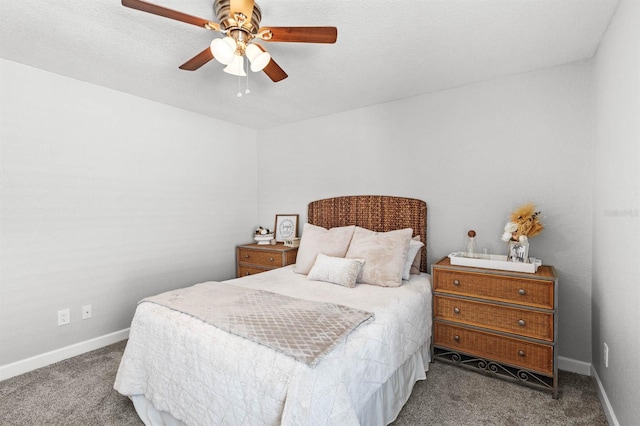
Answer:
223, 54, 247, 76
210, 36, 237, 65
245, 43, 271, 72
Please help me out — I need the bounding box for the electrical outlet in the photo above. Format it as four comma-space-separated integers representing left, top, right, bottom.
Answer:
57, 309, 70, 326
604, 343, 609, 368
82, 304, 92, 320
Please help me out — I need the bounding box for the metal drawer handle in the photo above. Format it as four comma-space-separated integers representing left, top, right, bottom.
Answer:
269, 257, 274, 262
518, 319, 526, 327
244, 254, 250, 259
453, 335, 460, 341
518, 288, 526, 295
518, 350, 525, 357
454, 307, 460, 314
453, 279, 460, 286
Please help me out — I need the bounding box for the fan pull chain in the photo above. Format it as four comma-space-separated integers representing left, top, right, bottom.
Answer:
245, 56, 251, 95
236, 57, 250, 98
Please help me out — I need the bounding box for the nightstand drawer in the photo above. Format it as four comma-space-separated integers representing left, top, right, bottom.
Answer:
237, 265, 270, 277
237, 248, 284, 267
434, 322, 553, 375
434, 295, 553, 341
433, 269, 554, 309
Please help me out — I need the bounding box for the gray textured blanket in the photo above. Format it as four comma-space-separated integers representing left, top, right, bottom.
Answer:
141, 282, 374, 366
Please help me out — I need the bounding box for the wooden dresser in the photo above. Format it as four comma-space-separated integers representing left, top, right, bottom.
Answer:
236, 243, 298, 278
431, 257, 558, 397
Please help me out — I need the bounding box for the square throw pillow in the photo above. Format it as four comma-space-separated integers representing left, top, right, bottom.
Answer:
403, 237, 425, 280
293, 223, 356, 274
345, 227, 413, 287
307, 254, 366, 288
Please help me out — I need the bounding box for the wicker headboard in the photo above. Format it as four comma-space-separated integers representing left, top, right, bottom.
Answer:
308, 195, 428, 272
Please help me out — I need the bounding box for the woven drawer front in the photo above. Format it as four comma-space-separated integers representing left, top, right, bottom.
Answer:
434, 323, 553, 374
237, 265, 269, 277
434, 295, 553, 341
237, 248, 283, 267
434, 270, 553, 309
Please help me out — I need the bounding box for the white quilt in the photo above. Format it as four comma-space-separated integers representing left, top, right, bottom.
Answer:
114, 267, 432, 426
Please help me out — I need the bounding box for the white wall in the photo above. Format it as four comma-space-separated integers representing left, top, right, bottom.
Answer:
0, 59, 258, 366
258, 62, 594, 363
592, 1, 640, 424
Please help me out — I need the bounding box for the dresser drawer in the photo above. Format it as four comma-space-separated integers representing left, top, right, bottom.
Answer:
237, 265, 270, 277
236, 244, 298, 278
434, 295, 554, 341
433, 269, 554, 309
237, 248, 286, 268
434, 322, 553, 374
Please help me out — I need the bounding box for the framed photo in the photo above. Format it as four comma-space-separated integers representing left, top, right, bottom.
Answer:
274, 214, 299, 242
507, 241, 529, 263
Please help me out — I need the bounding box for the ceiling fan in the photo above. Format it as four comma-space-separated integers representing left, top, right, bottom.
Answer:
122, 0, 338, 82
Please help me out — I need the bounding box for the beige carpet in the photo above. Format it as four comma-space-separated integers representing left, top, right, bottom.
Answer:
0, 340, 607, 425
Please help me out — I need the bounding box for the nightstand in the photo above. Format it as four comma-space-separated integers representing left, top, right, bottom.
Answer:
431, 257, 558, 398
236, 243, 298, 278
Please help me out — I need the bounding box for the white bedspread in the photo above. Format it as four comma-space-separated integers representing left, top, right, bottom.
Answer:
114, 267, 432, 426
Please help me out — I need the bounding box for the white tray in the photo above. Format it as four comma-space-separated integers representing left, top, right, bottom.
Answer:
448, 252, 541, 273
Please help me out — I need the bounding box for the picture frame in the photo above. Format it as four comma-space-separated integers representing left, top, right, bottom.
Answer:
507, 241, 529, 263
274, 214, 299, 242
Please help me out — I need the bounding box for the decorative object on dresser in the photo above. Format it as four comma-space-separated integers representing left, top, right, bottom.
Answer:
274, 214, 299, 242
448, 251, 542, 274
254, 226, 274, 245
465, 229, 478, 258
431, 256, 558, 398
283, 237, 300, 248
236, 243, 298, 277
507, 240, 529, 263
501, 203, 544, 263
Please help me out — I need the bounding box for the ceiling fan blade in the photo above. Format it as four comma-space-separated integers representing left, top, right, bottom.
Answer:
229, 0, 255, 23
121, 0, 219, 30
263, 58, 288, 82
179, 47, 214, 71
258, 27, 337, 43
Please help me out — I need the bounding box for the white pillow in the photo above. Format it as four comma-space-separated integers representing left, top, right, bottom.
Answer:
293, 224, 356, 274
307, 254, 366, 288
345, 227, 413, 287
403, 237, 425, 280
410, 235, 423, 275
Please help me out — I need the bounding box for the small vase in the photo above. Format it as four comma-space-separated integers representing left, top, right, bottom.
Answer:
507, 240, 529, 263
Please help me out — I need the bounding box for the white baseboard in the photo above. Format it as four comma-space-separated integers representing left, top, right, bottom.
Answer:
0, 328, 130, 381
558, 355, 592, 375
591, 365, 620, 426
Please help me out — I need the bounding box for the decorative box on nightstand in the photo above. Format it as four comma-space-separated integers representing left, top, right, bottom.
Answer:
236, 243, 298, 278
431, 257, 559, 398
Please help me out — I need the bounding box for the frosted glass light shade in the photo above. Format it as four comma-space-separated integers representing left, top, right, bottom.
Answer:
210, 37, 236, 65
245, 44, 271, 72
223, 55, 246, 76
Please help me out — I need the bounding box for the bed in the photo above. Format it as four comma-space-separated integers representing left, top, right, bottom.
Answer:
114, 195, 432, 426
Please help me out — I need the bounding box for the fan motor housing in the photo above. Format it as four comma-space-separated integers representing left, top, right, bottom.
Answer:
214, 0, 262, 33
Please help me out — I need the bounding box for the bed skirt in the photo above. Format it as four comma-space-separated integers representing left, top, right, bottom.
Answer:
129, 341, 431, 426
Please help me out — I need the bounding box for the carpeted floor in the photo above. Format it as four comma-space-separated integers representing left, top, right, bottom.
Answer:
0, 340, 607, 425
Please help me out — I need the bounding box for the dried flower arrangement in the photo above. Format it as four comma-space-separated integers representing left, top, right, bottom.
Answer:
255, 226, 272, 235
254, 226, 275, 245
501, 203, 544, 243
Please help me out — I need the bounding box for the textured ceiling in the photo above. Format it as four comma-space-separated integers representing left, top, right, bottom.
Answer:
0, 0, 619, 129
